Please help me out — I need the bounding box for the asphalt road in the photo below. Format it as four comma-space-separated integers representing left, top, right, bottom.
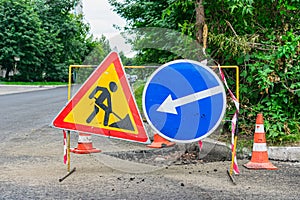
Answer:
0, 87, 300, 199
0, 87, 67, 140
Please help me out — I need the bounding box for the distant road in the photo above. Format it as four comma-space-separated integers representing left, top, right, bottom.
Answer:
0, 87, 68, 141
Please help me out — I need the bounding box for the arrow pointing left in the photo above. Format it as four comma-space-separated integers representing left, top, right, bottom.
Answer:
156, 85, 224, 114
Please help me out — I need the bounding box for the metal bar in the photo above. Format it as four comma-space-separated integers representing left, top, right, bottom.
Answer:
59, 167, 76, 182
236, 66, 240, 101
68, 66, 72, 101
69, 65, 97, 68
124, 66, 159, 68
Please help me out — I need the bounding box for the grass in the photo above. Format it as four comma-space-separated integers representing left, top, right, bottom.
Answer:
133, 82, 146, 113
0, 81, 67, 86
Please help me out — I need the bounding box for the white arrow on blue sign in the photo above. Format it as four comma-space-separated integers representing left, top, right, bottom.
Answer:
142, 60, 226, 143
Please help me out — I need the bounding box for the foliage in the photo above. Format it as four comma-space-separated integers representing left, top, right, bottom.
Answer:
133, 83, 144, 113
74, 36, 112, 84
214, 0, 300, 144
0, 0, 45, 80
35, 0, 94, 82
0, 0, 95, 82
109, 0, 180, 65
109, 0, 300, 144
83, 35, 112, 66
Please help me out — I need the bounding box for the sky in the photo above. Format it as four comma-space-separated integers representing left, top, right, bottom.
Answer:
82, 0, 133, 56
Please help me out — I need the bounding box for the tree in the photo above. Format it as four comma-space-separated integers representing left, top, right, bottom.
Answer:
204, 0, 300, 142
109, 0, 300, 143
109, 0, 179, 65
195, 0, 205, 44
0, 0, 96, 82
36, 0, 94, 81
83, 35, 112, 65
0, 0, 45, 80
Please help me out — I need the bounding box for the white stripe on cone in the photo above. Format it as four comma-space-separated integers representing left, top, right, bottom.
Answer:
253, 143, 268, 152
255, 124, 264, 133
78, 135, 92, 143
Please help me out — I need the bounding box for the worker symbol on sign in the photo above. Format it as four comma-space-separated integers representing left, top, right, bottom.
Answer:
86, 81, 134, 131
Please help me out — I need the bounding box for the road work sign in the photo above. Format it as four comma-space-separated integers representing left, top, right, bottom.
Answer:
142, 60, 226, 143
52, 52, 150, 144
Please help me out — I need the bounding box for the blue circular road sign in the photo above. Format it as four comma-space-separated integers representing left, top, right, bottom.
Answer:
142, 60, 226, 143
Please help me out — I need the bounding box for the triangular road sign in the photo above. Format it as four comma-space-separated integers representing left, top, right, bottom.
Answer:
52, 52, 150, 144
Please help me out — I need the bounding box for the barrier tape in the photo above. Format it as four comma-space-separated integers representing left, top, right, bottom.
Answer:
63, 130, 68, 165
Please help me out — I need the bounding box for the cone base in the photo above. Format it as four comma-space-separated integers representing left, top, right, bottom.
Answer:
147, 142, 175, 148
243, 161, 278, 170
147, 134, 176, 148
70, 148, 101, 154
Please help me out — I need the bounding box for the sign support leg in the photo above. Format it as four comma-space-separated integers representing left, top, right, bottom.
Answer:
67, 130, 71, 172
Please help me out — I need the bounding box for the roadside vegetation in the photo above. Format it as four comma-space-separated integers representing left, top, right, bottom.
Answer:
110, 0, 300, 146
0, 0, 111, 82
1, 0, 299, 146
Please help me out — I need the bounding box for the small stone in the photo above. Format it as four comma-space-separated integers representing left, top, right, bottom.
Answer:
154, 157, 166, 162
181, 183, 185, 187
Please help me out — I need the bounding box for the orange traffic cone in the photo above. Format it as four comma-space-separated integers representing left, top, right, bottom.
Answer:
147, 133, 175, 148
70, 133, 101, 154
244, 113, 278, 170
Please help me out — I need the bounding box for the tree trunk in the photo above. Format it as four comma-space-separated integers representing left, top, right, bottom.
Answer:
195, 0, 205, 44
4, 62, 13, 79
5, 68, 9, 79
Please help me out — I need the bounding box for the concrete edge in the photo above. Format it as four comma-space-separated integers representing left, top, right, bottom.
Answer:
0, 84, 67, 95
268, 146, 300, 162
201, 138, 300, 162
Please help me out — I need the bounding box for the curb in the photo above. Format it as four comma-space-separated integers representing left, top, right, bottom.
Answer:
0, 84, 67, 95
268, 146, 300, 162
0, 84, 67, 88
201, 139, 300, 162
